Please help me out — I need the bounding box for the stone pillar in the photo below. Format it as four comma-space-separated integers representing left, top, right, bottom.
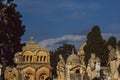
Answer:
66, 67, 70, 80
18, 68, 22, 80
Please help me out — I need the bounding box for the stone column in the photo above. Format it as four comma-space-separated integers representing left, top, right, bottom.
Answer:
66, 67, 70, 80
80, 66, 83, 80
17, 68, 22, 80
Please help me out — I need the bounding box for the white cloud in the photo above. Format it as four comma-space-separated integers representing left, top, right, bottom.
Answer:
39, 33, 120, 51
102, 33, 120, 40
39, 35, 86, 51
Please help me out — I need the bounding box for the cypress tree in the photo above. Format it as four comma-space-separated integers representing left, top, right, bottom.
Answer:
84, 25, 108, 66
0, 0, 25, 66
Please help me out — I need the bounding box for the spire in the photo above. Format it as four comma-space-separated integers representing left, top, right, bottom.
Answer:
72, 48, 75, 54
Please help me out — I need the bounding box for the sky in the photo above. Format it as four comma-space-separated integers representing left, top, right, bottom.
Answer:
14, 0, 120, 50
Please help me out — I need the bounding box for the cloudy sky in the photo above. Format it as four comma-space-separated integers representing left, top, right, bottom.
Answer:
15, 0, 120, 50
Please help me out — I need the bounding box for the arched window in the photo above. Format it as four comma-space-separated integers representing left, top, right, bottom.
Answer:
23, 55, 25, 61
40, 56, 43, 62
30, 56, 33, 62
37, 56, 39, 62
44, 56, 46, 62
26, 56, 29, 62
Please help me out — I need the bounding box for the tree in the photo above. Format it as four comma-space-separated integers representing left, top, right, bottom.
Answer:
0, 0, 25, 66
84, 25, 108, 66
107, 36, 117, 48
56, 44, 76, 61
50, 50, 59, 77
118, 40, 120, 48
0, 1, 25, 79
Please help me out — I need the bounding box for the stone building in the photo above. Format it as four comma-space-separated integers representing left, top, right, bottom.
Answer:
4, 37, 52, 80
65, 49, 86, 80
57, 43, 86, 80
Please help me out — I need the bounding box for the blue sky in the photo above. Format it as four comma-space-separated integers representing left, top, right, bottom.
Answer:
14, 0, 120, 50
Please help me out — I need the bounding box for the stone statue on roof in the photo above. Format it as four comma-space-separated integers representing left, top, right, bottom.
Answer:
57, 55, 65, 80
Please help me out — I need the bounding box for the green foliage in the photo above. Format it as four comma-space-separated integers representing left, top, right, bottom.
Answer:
107, 36, 117, 48
50, 50, 59, 77
0, 0, 25, 66
56, 44, 76, 61
84, 25, 108, 66
118, 40, 120, 47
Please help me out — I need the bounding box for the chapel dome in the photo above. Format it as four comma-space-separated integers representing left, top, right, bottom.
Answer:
66, 49, 80, 64
22, 37, 46, 52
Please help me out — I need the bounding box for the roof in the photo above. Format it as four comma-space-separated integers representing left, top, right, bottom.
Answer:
22, 37, 46, 52
66, 49, 80, 64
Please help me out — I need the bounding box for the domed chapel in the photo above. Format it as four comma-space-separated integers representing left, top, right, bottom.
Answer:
57, 44, 86, 80
4, 37, 52, 80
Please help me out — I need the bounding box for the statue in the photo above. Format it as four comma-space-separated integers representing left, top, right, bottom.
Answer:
95, 62, 100, 71
57, 55, 65, 80
87, 64, 92, 79
95, 61, 101, 77
14, 52, 22, 63
115, 46, 120, 67
113, 46, 120, 79
108, 45, 120, 79
87, 53, 100, 79
107, 45, 116, 61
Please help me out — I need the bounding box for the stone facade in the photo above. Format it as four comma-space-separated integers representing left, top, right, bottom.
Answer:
57, 43, 87, 80
4, 37, 52, 80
